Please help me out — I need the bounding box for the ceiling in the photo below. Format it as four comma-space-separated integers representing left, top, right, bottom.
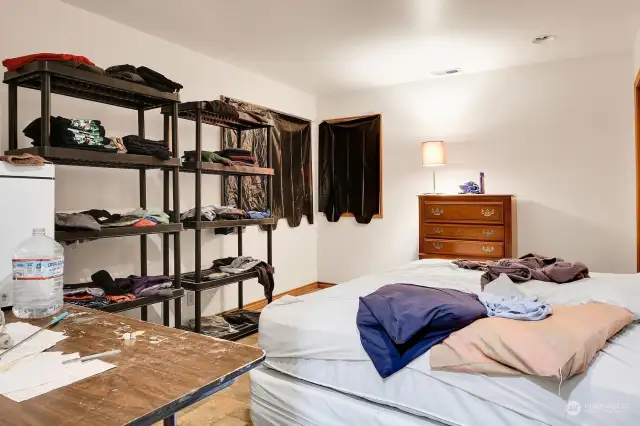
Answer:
63, 0, 640, 95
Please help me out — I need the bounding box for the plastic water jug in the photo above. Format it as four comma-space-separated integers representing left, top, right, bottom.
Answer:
12, 228, 64, 318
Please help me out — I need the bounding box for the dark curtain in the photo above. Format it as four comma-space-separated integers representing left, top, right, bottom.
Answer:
319, 115, 381, 224
221, 97, 313, 229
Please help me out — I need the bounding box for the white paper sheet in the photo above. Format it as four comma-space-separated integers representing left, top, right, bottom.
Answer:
3, 356, 115, 402
0, 322, 116, 401
0, 322, 67, 370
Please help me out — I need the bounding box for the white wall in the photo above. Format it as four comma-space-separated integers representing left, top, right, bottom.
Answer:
0, 0, 318, 325
317, 54, 636, 283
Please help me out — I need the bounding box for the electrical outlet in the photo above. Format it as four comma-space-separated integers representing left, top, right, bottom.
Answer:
187, 291, 195, 306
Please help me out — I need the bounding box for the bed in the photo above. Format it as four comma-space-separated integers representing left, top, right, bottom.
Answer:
252, 260, 640, 426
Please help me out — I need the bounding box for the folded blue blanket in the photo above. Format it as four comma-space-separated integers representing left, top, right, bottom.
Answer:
357, 284, 487, 378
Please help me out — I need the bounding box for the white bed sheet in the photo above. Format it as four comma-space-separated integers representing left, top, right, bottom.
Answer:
259, 260, 640, 426
251, 366, 449, 426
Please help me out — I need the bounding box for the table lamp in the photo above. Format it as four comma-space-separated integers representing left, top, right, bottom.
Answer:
421, 141, 446, 193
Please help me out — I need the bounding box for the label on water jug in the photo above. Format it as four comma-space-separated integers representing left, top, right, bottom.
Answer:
12, 257, 64, 280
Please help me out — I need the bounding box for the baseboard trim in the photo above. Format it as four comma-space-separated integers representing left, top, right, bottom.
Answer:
240, 281, 336, 312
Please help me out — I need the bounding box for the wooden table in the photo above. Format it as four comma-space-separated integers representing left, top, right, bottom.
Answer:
0, 305, 265, 426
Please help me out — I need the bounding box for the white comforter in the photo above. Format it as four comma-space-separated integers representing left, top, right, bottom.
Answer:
259, 260, 640, 426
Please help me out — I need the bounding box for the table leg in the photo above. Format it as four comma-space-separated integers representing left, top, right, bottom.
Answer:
163, 415, 177, 426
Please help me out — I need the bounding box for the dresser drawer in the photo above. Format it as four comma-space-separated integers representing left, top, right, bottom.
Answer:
423, 201, 504, 223
423, 224, 504, 241
423, 238, 504, 258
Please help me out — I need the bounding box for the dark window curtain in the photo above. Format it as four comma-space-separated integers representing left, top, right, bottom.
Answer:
221, 97, 313, 229
319, 115, 381, 224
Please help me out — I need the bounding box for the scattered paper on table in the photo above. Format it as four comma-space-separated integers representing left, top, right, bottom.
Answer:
0, 322, 116, 402
3, 356, 115, 402
0, 323, 67, 371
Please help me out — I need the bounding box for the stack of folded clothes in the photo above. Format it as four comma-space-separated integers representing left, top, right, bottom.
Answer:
215, 148, 258, 166
122, 135, 171, 160
24, 116, 112, 152
105, 64, 182, 93
55, 208, 170, 232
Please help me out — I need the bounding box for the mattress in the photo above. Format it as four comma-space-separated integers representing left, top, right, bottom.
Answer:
259, 260, 640, 426
251, 366, 448, 426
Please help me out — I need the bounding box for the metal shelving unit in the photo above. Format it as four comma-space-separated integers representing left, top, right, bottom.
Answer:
161, 101, 274, 338
4, 61, 183, 327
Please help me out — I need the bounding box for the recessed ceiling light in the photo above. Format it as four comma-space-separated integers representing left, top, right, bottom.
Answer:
532, 35, 557, 44
430, 68, 463, 77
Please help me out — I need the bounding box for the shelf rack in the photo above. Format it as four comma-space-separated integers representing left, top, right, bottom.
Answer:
161, 101, 274, 338
4, 61, 183, 326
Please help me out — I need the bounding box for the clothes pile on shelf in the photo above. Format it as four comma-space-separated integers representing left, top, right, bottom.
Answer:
211, 256, 274, 299
202, 100, 268, 124
24, 116, 110, 152
182, 256, 274, 299
185, 310, 261, 339
181, 148, 259, 168
63, 271, 174, 308
56, 208, 170, 232
63, 287, 110, 308
22, 116, 172, 160
121, 135, 171, 160
106, 64, 182, 93
216, 148, 258, 166
2, 53, 104, 75
0, 153, 50, 166
180, 205, 269, 223
2, 53, 182, 94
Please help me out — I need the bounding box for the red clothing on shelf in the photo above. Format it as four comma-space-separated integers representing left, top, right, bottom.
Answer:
2, 53, 95, 72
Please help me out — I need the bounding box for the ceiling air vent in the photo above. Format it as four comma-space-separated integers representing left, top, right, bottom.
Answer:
430, 68, 462, 77
532, 35, 557, 44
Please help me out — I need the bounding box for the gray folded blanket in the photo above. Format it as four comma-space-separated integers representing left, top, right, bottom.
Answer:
453, 253, 589, 289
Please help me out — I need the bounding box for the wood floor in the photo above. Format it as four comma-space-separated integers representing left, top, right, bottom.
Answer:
168, 332, 259, 426
166, 282, 334, 425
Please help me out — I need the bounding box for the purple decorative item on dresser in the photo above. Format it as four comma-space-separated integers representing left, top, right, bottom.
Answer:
458, 181, 481, 194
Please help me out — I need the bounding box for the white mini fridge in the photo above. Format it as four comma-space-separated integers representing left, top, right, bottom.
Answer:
0, 162, 55, 309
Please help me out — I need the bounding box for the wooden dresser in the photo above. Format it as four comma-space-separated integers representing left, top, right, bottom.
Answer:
419, 194, 517, 260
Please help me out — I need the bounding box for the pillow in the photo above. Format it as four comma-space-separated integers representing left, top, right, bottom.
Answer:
430, 303, 634, 380
516, 273, 640, 320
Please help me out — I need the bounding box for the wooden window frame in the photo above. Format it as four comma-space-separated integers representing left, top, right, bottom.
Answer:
322, 113, 384, 219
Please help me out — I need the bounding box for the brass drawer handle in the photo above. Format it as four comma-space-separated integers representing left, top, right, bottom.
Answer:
482, 246, 495, 253
431, 207, 444, 216
432, 242, 444, 250
432, 227, 444, 234
482, 229, 495, 237
480, 208, 495, 217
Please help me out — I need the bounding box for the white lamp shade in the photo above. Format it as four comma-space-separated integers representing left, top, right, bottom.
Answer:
422, 141, 446, 166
